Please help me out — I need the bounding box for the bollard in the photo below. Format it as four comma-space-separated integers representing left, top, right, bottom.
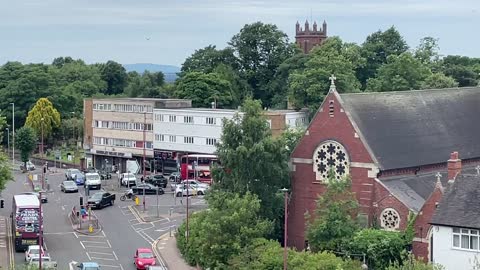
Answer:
169, 207, 173, 217
89, 224, 93, 233
135, 197, 140, 205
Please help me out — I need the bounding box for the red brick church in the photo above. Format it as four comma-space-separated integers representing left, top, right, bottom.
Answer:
287, 78, 480, 261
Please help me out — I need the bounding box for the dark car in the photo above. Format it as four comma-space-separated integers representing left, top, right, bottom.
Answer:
132, 183, 165, 195
87, 191, 115, 209
145, 174, 168, 188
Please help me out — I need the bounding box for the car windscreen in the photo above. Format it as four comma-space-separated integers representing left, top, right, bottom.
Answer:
86, 174, 100, 180
71, 169, 81, 175
139, 252, 154, 258
64, 181, 76, 187
91, 193, 103, 199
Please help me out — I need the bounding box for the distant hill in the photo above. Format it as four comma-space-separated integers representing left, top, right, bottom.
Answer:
124, 63, 180, 82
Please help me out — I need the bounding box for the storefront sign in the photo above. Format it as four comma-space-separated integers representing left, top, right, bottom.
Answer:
91, 149, 132, 158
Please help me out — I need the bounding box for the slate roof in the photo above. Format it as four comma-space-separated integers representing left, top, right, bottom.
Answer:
339, 87, 480, 170
431, 171, 480, 229
381, 165, 479, 212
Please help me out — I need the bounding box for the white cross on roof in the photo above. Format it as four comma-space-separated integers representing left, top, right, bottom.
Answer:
329, 74, 337, 86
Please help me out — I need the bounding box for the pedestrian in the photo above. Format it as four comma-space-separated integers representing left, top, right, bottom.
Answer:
80, 207, 88, 219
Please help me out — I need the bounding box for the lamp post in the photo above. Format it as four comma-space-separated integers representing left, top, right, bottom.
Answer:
142, 112, 147, 212
41, 118, 45, 190
6, 128, 9, 158
280, 188, 289, 270
10, 102, 14, 166
39, 190, 44, 270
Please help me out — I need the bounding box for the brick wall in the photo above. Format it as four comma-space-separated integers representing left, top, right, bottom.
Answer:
266, 114, 286, 137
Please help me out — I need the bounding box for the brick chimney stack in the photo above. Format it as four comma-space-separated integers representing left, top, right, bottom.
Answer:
447, 151, 462, 182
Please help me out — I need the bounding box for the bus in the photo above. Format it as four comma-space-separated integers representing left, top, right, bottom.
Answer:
180, 154, 218, 184
11, 194, 41, 252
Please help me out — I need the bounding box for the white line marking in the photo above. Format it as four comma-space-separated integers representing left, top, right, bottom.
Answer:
106, 239, 112, 248
99, 264, 121, 268
77, 234, 105, 238
73, 232, 79, 239
102, 231, 106, 237
80, 241, 86, 249
82, 245, 111, 249
81, 240, 108, 244
119, 264, 124, 270
112, 250, 119, 260
88, 251, 115, 256
86, 251, 92, 260
44, 232, 75, 235
91, 256, 116, 261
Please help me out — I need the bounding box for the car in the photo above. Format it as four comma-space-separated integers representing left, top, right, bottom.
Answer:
171, 179, 210, 191
175, 184, 208, 197
65, 169, 85, 185
27, 255, 57, 269
21, 192, 48, 203
168, 172, 180, 183
121, 173, 137, 187
25, 245, 45, 262
146, 266, 167, 270
132, 183, 165, 195
60, 180, 79, 193
85, 173, 102, 190
77, 262, 101, 270
87, 191, 115, 209
134, 248, 156, 269
20, 161, 36, 171
145, 174, 168, 188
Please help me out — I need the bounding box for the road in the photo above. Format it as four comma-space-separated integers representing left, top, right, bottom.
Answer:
0, 167, 203, 270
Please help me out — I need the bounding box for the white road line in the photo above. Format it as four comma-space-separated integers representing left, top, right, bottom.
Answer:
99, 264, 121, 268
82, 245, 111, 249
90, 256, 116, 261
106, 239, 112, 248
76, 234, 106, 238
112, 250, 119, 260
73, 232, 79, 239
119, 264, 124, 270
81, 240, 108, 244
44, 232, 75, 235
86, 252, 92, 260
88, 251, 115, 256
80, 241, 86, 249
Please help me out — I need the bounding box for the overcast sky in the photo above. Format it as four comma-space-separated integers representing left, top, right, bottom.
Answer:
1, 0, 479, 67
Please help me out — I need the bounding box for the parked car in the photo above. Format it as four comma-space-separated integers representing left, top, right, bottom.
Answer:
20, 161, 36, 171
25, 245, 45, 262
76, 262, 100, 270
175, 184, 208, 197
132, 183, 165, 195
121, 173, 137, 187
85, 173, 102, 190
21, 192, 48, 203
134, 248, 156, 269
27, 255, 57, 269
145, 174, 168, 188
65, 169, 85, 185
170, 179, 210, 191
60, 180, 79, 193
87, 191, 115, 209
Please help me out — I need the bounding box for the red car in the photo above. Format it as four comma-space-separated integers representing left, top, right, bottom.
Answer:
134, 248, 156, 269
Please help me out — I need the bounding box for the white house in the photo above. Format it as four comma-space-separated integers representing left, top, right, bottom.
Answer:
431, 171, 480, 270
153, 107, 308, 154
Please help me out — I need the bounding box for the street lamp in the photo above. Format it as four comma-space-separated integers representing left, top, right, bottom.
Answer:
41, 118, 45, 190
279, 188, 289, 270
142, 112, 147, 212
39, 190, 44, 270
6, 128, 9, 158
41, 118, 45, 158
10, 102, 14, 166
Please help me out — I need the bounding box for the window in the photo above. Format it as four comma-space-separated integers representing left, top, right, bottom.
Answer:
206, 117, 216, 125
146, 142, 153, 149
155, 134, 165, 142
184, 137, 194, 144
313, 140, 349, 181
155, 114, 164, 122
206, 138, 217, 145
184, 116, 194, 124
169, 135, 176, 142
380, 208, 400, 230
169, 115, 176, 122
453, 228, 480, 250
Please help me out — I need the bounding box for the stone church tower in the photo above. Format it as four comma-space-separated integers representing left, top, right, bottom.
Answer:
295, 20, 327, 54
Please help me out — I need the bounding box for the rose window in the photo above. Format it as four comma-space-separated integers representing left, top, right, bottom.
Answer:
380, 208, 400, 230
313, 140, 349, 181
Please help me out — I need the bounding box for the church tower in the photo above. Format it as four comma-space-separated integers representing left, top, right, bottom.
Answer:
295, 19, 328, 54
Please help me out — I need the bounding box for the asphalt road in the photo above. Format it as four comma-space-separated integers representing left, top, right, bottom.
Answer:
0, 167, 199, 270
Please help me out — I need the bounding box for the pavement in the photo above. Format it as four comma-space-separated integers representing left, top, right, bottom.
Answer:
0, 215, 13, 270
0, 167, 207, 270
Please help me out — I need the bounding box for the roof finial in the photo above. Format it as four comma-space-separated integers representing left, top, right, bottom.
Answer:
435, 172, 443, 190
329, 74, 337, 92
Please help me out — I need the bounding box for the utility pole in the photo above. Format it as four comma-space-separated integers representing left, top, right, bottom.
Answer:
280, 188, 289, 270
41, 118, 45, 190
6, 128, 9, 158
39, 191, 44, 270
185, 153, 189, 245
143, 112, 147, 212
10, 102, 14, 166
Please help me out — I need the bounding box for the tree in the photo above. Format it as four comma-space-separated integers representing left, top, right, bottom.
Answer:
25, 98, 61, 140
177, 191, 272, 269
288, 37, 362, 111
99, 60, 128, 95
174, 72, 234, 108
386, 253, 444, 270
229, 22, 296, 107
440, 55, 480, 87
358, 26, 409, 87
125, 71, 168, 98
15, 127, 37, 168
0, 114, 6, 143
280, 127, 305, 156
181, 45, 239, 75
366, 52, 432, 91
0, 152, 13, 191
306, 172, 360, 252
414, 37, 441, 69
421, 73, 458, 89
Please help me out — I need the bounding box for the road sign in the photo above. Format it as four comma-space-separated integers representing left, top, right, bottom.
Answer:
127, 159, 140, 174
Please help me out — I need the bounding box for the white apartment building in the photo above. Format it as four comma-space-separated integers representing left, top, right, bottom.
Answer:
153, 108, 308, 154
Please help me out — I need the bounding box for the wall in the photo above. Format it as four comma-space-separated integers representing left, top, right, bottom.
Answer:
432, 226, 480, 270
83, 98, 93, 149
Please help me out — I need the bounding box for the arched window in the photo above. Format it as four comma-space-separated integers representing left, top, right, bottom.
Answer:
380, 208, 401, 230
313, 140, 349, 181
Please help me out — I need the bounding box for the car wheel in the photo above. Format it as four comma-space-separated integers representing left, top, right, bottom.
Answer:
176, 192, 182, 197
111, 200, 114, 206
197, 191, 204, 196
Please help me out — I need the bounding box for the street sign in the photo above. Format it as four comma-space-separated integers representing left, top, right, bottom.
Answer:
126, 159, 140, 174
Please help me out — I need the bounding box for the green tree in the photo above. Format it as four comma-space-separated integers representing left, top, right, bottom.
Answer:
0, 152, 13, 191
387, 253, 444, 270
229, 22, 296, 107
414, 37, 441, 69
440, 55, 480, 87
0, 114, 6, 143
366, 52, 432, 91
306, 173, 360, 252
174, 72, 234, 108
280, 127, 305, 156
15, 127, 37, 168
25, 98, 61, 140
288, 37, 362, 111
358, 26, 409, 87
177, 191, 272, 269
421, 73, 458, 89
99, 60, 128, 95
181, 45, 239, 75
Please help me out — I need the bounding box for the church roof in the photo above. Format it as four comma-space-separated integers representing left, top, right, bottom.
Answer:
339, 87, 480, 170
431, 171, 480, 229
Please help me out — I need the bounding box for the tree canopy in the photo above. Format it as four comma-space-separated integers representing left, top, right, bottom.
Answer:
15, 126, 37, 165
25, 98, 61, 140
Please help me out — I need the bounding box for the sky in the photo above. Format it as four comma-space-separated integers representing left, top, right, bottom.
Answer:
0, 0, 479, 67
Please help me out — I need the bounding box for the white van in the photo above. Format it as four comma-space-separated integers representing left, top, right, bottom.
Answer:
85, 173, 102, 190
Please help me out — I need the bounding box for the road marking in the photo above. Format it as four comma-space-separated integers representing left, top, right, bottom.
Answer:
99, 264, 122, 268
90, 256, 116, 261
83, 244, 111, 249
89, 251, 115, 256
44, 232, 75, 235
81, 240, 107, 244
80, 241, 86, 249
86, 252, 92, 260
106, 239, 112, 248
112, 250, 119, 260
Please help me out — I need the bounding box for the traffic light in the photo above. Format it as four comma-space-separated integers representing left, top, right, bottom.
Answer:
79, 196, 84, 206
43, 166, 47, 174
0, 199, 4, 209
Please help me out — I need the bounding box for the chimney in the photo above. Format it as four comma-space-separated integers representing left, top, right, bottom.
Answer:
447, 151, 462, 182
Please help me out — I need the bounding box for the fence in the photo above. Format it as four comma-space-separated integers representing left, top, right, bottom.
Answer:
70, 206, 100, 230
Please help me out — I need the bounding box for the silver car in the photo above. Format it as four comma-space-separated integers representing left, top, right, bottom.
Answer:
60, 180, 79, 193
